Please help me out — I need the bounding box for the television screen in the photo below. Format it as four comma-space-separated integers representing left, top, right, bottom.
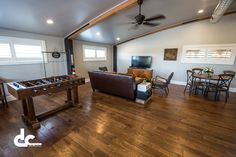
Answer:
131, 56, 152, 68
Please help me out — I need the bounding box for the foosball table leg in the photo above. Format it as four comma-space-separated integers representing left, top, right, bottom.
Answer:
22, 99, 28, 117
66, 88, 72, 103
21, 98, 40, 130
71, 86, 81, 107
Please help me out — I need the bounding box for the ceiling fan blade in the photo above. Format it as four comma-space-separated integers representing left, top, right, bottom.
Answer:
118, 21, 137, 25
143, 22, 160, 27
144, 15, 166, 22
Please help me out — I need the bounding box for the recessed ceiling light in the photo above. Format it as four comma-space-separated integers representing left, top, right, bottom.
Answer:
96, 32, 101, 36
198, 9, 204, 14
46, 19, 54, 24
116, 37, 120, 41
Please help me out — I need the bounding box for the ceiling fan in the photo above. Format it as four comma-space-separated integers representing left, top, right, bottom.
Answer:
128, 0, 166, 29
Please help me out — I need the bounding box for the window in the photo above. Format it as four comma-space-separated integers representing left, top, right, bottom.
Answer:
0, 36, 46, 65
83, 45, 107, 61
84, 48, 96, 58
0, 43, 11, 58
181, 44, 236, 65
185, 50, 206, 58
14, 44, 43, 58
207, 49, 231, 58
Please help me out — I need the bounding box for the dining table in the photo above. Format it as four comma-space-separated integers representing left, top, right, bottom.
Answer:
193, 73, 231, 81
192, 73, 231, 96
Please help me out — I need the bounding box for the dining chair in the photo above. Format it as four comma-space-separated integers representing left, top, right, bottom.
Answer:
152, 72, 174, 96
184, 70, 194, 95
223, 70, 235, 76
207, 74, 234, 102
192, 68, 203, 74
192, 68, 205, 95
98, 66, 108, 72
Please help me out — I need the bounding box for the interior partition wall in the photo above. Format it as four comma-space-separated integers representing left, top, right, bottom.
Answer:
64, 38, 74, 75
113, 45, 117, 72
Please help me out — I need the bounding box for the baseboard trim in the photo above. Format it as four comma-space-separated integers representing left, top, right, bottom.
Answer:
171, 80, 186, 86
171, 80, 236, 93
230, 88, 236, 93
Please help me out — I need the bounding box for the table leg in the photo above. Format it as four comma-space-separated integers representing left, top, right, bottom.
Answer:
2, 84, 8, 107
21, 97, 40, 129
71, 86, 80, 107
22, 99, 28, 117
66, 88, 72, 102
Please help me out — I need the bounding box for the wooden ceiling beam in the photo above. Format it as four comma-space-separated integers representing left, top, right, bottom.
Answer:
67, 0, 137, 40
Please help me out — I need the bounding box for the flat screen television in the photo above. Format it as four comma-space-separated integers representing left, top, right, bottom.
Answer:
131, 56, 152, 68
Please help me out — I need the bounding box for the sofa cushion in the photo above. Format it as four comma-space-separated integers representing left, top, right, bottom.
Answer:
88, 71, 136, 99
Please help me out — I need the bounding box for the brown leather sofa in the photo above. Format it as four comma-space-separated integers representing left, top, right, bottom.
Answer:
88, 71, 138, 99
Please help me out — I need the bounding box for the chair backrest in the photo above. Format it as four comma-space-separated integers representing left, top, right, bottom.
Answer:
186, 70, 194, 84
166, 72, 174, 84
192, 68, 203, 74
98, 66, 108, 72
223, 70, 235, 77
217, 74, 234, 90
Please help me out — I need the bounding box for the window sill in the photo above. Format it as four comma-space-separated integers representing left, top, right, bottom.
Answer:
0, 61, 47, 66
83, 59, 107, 62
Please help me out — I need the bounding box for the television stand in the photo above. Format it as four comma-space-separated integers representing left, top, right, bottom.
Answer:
129, 66, 147, 69
127, 68, 153, 82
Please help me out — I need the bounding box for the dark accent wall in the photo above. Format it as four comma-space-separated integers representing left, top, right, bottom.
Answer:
64, 38, 73, 75
113, 45, 117, 72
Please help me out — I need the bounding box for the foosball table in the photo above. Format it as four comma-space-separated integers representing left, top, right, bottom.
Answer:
7, 75, 85, 129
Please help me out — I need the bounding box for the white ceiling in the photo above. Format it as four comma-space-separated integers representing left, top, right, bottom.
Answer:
78, 0, 236, 44
0, 0, 125, 37
1, 0, 236, 43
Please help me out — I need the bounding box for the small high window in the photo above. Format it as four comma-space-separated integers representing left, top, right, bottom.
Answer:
181, 44, 236, 65
0, 43, 11, 58
83, 45, 107, 61
0, 36, 46, 65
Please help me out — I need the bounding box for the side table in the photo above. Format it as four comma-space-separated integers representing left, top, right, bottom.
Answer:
136, 82, 152, 104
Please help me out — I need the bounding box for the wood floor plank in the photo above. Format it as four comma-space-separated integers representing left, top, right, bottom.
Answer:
0, 83, 236, 157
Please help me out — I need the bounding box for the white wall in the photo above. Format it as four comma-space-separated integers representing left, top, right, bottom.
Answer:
73, 40, 113, 79
117, 14, 236, 88
0, 28, 67, 81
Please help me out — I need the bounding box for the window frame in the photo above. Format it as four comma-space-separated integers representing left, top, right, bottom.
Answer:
0, 36, 46, 65
83, 45, 107, 61
0, 41, 12, 60
181, 44, 236, 65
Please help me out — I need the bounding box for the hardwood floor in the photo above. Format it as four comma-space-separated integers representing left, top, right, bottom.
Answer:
0, 83, 236, 157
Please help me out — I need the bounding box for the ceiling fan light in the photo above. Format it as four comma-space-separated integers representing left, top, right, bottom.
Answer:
96, 32, 101, 36
46, 19, 54, 24
198, 9, 204, 14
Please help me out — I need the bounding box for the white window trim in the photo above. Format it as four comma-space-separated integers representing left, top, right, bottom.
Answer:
181, 44, 236, 65
83, 45, 107, 61
0, 36, 47, 65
